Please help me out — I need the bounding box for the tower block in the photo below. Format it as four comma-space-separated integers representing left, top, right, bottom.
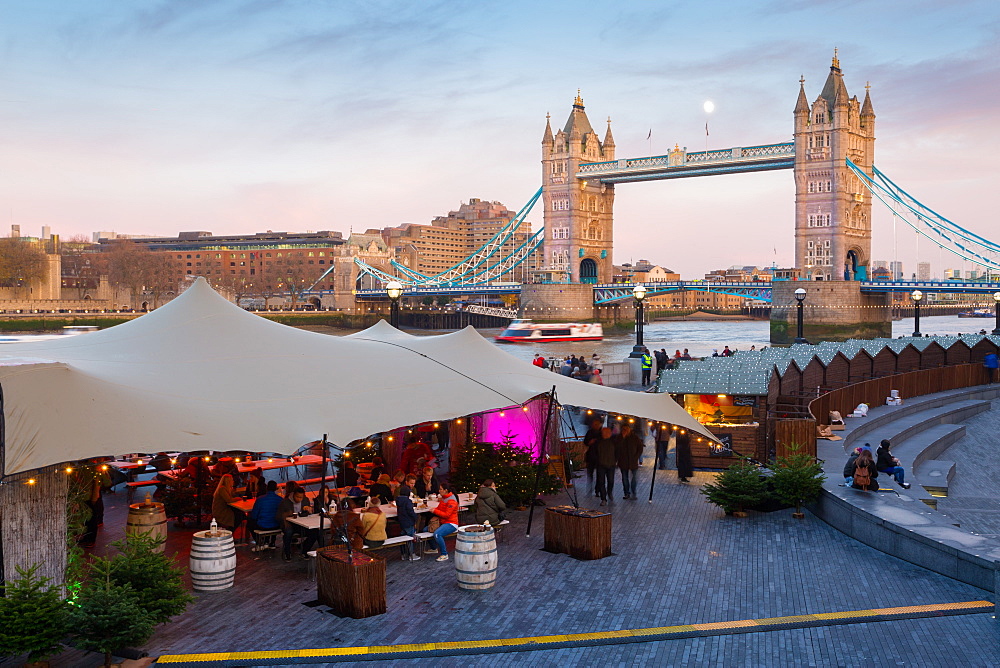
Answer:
540, 93, 615, 284
772, 53, 890, 343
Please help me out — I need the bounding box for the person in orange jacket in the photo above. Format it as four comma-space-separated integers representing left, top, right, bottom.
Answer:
425, 483, 460, 562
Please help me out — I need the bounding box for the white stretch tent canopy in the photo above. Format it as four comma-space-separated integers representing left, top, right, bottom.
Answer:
0, 278, 716, 475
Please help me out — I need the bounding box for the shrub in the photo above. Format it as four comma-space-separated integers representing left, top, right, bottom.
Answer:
0, 564, 70, 663
700, 458, 768, 514
106, 534, 193, 625
70, 566, 155, 668
770, 446, 826, 515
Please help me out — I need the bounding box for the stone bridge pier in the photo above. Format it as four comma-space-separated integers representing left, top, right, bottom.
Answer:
770, 281, 891, 344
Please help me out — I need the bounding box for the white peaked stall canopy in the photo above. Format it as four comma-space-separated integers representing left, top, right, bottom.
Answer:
0, 278, 716, 475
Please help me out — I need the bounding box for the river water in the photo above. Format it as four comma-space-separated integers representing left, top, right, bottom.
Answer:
404, 314, 994, 365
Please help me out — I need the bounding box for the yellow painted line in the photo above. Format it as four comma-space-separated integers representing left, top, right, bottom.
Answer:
154, 600, 995, 665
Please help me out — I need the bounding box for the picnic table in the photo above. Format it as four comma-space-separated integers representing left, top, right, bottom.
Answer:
286, 492, 477, 531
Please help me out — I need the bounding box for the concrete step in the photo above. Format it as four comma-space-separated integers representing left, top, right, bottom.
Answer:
914, 459, 955, 498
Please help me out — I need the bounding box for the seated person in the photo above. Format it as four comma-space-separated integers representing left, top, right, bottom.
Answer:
368, 474, 394, 506
211, 474, 240, 531
414, 466, 440, 499
330, 497, 365, 550
875, 439, 911, 489
336, 460, 360, 488
389, 470, 406, 496
244, 467, 266, 498
474, 479, 506, 526
425, 483, 460, 562
360, 498, 387, 549
395, 475, 419, 561
277, 488, 316, 561
367, 456, 386, 482
842, 447, 862, 486
248, 480, 283, 548
850, 450, 879, 491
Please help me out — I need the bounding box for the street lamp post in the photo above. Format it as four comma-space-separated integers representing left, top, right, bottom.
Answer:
993, 292, 1000, 336
629, 284, 647, 358
385, 280, 403, 328
794, 288, 807, 344
911, 290, 923, 337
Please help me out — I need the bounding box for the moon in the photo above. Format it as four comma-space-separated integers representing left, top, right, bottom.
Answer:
703, 100, 715, 114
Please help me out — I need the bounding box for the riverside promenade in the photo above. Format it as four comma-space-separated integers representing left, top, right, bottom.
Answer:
64, 452, 997, 667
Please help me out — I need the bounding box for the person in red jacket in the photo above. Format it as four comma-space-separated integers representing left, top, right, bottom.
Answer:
425, 483, 460, 562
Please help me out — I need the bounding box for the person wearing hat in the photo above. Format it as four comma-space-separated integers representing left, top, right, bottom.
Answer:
843, 447, 863, 486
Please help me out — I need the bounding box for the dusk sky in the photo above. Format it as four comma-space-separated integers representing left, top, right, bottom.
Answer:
2, 1, 998, 277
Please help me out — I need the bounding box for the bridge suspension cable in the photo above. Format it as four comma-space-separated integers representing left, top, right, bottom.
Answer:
354, 187, 544, 288
847, 159, 1000, 272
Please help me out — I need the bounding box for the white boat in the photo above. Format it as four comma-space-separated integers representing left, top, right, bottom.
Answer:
495, 319, 603, 343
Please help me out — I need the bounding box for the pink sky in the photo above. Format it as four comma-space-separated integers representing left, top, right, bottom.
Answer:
1, 2, 998, 278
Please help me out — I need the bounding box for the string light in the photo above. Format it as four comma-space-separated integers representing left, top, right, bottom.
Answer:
64, 467, 73, 474
27, 478, 36, 485
456, 419, 463, 424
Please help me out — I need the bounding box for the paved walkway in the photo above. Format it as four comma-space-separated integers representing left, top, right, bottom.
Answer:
26, 445, 997, 667
83, 459, 993, 667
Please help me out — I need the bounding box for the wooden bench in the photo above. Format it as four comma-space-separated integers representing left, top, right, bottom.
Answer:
362, 535, 414, 559
290, 475, 338, 488
125, 479, 160, 505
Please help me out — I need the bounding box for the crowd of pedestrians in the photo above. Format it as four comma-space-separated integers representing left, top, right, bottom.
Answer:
582, 416, 645, 506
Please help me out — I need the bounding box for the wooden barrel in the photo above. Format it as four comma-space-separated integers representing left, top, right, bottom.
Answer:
189, 529, 236, 592
126, 501, 168, 552
454, 524, 497, 590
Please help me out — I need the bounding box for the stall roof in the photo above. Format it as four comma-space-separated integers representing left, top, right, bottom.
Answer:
0, 279, 716, 475
656, 334, 1000, 396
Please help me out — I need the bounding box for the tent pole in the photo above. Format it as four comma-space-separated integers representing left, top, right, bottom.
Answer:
318, 434, 328, 544
648, 424, 662, 503
525, 385, 557, 538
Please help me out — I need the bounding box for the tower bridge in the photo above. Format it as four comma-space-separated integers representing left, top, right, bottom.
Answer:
351, 52, 1000, 342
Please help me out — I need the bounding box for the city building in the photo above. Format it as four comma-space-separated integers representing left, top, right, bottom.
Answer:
890, 261, 903, 280
381, 198, 537, 283
917, 262, 931, 281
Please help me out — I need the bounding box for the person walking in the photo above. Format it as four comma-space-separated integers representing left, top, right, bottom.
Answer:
641, 348, 653, 385
654, 425, 671, 471
616, 424, 642, 499
583, 417, 604, 495
984, 351, 998, 383
595, 427, 617, 506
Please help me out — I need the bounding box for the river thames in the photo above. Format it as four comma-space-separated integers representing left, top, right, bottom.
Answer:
480, 314, 995, 364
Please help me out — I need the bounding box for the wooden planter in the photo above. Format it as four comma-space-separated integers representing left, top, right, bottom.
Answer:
316, 546, 385, 618
543, 505, 611, 560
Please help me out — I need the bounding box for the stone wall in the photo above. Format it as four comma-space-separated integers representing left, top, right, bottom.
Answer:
519, 283, 595, 321
770, 281, 891, 344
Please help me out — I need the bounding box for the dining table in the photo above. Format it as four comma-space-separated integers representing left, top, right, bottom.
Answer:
287, 492, 477, 531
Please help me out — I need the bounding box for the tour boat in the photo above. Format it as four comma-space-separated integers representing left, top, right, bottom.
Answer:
957, 309, 993, 318
495, 319, 603, 343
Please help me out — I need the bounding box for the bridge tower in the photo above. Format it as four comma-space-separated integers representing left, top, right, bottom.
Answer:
541, 93, 616, 284
793, 51, 875, 281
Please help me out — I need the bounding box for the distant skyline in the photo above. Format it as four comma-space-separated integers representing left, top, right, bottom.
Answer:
2, 1, 998, 277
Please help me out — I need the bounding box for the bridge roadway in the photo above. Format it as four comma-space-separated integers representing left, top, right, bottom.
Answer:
577, 142, 795, 183
355, 279, 1000, 304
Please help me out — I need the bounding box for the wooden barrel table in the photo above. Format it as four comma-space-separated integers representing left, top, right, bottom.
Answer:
316, 546, 385, 618
454, 524, 497, 590
126, 501, 168, 552
543, 505, 611, 560
189, 529, 236, 592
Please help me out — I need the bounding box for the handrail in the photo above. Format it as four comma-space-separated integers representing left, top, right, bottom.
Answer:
808, 363, 989, 423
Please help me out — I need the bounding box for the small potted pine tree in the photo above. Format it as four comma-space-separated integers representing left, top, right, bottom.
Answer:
700, 458, 767, 517
770, 445, 826, 519
0, 564, 70, 667
69, 561, 155, 668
